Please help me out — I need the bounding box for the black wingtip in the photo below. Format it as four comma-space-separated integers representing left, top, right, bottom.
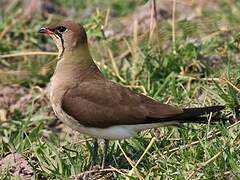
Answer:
145, 105, 225, 125
182, 105, 225, 114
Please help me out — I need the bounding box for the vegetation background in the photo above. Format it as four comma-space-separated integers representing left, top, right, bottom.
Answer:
0, 0, 239, 179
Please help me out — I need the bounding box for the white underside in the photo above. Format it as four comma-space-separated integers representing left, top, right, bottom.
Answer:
81, 122, 176, 140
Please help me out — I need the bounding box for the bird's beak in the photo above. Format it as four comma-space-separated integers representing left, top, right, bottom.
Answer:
39, 27, 54, 34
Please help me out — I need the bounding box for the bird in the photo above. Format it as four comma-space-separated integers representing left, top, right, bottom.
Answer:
39, 20, 225, 167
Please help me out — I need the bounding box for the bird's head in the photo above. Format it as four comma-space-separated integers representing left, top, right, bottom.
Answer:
39, 20, 88, 59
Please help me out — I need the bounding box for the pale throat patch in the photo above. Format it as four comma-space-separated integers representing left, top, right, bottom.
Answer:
50, 34, 64, 58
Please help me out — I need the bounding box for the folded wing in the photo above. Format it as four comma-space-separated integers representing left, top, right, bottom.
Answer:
61, 80, 184, 128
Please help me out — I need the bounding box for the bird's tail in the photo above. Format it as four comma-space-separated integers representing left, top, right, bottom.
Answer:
147, 105, 225, 124
179, 105, 225, 123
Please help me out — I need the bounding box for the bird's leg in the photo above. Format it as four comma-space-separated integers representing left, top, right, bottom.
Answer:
101, 139, 109, 169
91, 138, 98, 167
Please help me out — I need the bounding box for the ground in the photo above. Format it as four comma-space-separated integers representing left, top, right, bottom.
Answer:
0, 0, 240, 179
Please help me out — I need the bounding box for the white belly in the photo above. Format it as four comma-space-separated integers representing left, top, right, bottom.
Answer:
78, 125, 137, 140
81, 122, 174, 140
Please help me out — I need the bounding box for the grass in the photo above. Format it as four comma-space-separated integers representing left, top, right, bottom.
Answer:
0, 0, 240, 179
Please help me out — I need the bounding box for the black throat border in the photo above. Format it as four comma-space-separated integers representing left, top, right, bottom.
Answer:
56, 32, 65, 59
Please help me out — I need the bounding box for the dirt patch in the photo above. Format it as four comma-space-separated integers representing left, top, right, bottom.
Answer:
0, 85, 31, 121
106, 0, 219, 37
74, 166, 114, 180
0, 84, 54, 122
0, 152, 33, 179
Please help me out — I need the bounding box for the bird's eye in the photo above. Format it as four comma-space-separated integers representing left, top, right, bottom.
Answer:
56, 26, 67, 33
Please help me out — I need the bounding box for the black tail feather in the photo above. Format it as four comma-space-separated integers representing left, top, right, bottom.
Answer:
145, 105, 225, 124
182, 106, 225, 116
